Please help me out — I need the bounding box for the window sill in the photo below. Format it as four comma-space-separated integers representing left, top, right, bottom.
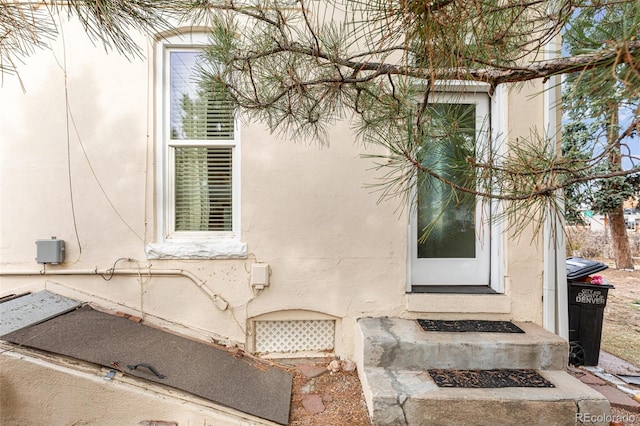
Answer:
145, 240, 247, 260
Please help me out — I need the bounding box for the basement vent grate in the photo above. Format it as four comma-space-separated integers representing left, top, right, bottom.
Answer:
254, 319, 335, 354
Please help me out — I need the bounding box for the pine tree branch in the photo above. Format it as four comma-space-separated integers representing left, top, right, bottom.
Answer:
320, 40, 640, 85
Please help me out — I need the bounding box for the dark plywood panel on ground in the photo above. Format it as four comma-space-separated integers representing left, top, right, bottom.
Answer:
3, 305, 292, 425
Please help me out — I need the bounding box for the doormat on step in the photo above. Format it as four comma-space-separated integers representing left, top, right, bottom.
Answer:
417, 319, 524, 333
428, 369, 555, 388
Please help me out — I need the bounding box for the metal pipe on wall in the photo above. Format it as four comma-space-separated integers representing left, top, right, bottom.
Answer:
0, 268, 229, 311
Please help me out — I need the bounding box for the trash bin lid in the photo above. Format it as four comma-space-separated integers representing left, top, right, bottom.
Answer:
566, 257, 608, 281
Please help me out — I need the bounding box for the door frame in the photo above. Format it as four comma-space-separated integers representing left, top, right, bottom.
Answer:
406, 83, 505, 293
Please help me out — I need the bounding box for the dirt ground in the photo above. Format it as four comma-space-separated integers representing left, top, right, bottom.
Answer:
598, 264, 640, 367
287, 359, 372, 425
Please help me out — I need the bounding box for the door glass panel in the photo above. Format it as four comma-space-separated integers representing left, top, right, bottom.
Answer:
417, 103, 476, 259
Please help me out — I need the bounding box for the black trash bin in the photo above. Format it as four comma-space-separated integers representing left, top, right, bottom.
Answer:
566, 257, 614, 366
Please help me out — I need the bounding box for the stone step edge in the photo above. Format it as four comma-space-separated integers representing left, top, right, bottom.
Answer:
357, 317, 569, 371
359, 367, 611, 426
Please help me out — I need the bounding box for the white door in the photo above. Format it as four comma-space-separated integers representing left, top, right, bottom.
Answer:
410, 92, 491, 286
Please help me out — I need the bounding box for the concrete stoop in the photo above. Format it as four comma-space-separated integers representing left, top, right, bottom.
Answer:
355, 317, 610, 426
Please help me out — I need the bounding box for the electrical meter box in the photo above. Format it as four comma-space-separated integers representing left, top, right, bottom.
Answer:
36, 238, 65, 264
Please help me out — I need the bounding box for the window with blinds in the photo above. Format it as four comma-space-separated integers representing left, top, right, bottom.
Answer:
166, 48, 237, 235
174, 147, 233, 232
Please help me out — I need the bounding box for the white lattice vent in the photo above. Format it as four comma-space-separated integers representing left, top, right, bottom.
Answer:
254, 319, 335, 354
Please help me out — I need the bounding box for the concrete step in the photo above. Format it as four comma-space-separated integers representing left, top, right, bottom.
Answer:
360, 367, 610, 426
357, 317, 568, 371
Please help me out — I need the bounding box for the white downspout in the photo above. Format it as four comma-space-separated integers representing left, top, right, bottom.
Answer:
542, 30, 569, 339
555, 229, 569, 340
542, 229, 556, 333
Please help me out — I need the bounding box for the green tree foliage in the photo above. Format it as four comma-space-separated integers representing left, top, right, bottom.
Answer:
0, 0, 186, 77
198, 0, 639, 237
562, 122, 638, 218
563, 1, 639, 267
562, 122, 597, 226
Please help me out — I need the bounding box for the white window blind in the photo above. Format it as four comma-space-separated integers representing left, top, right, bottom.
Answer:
174, 147, 233, 232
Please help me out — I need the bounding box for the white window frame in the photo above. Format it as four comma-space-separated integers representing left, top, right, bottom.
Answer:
147, 32, 246, 259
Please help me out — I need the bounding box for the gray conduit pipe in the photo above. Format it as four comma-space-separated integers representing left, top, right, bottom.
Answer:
0, 268, 229, 311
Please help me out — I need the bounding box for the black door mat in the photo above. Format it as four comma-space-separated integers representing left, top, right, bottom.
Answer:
428, 369, 555, 388
417, 319, 525, 333
2, 305, 292, 425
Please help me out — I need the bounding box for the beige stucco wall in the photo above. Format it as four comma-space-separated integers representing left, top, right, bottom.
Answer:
0, 349, 272, 425
0, 18, 549, 360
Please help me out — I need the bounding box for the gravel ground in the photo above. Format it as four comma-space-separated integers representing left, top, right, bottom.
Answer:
610, 407, 640, 425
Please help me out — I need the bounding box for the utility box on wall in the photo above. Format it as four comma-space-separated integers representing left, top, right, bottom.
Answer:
36, 237, 65, 264
251, 263, 270, 289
